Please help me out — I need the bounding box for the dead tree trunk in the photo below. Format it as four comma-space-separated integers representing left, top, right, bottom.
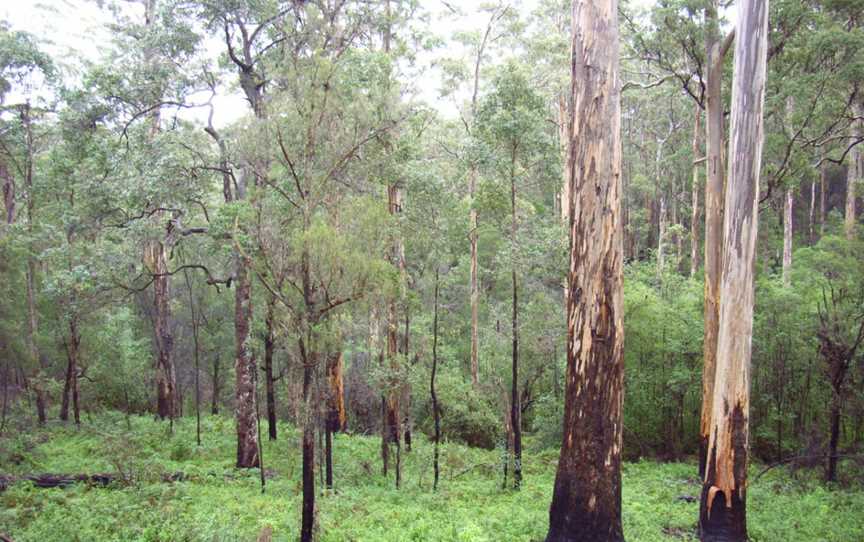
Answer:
700, 0, 735, 478
546, 1, 625, 539
699, 1, 768, 539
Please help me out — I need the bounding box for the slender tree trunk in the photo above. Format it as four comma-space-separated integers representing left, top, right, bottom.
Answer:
658, 193, 667, 276
431, 265, 441, 492
700, 0, 733, 477
546, 1, 624, 539
469, 169, 480, 387
826, 392, 841, 483
820, 158, 827, 238
211, 354, 220, 415
846, 101, 861, 240
60, 317, 80, 425
300, 339, 316, 542
510, 152, 522, 491
183, 269, 202, 446
234, 255, 260, 468
20, 103, 45, 426
264, 297, 278, 441
699, 2, 768, 539
691, 104, 702, 277
782, 188, 793, 286
324, 351, 345, 490
809, 180, 816, 244
385, 184, 403, 488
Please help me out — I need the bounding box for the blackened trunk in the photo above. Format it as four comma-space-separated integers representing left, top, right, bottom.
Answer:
826, 394, 841, 483
431, 266, 441, 491
300, 340, 315, 542
211, 355, 220, 415
546, 1, 624, 539
699, 0, 768, 539
264, 298, 277, 441
152, 241, 176, 421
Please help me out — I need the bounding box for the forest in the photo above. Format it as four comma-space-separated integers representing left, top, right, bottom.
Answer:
0, 0, 863, 540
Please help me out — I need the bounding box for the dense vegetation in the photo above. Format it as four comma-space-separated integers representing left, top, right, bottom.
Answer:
0, 0, 862, 540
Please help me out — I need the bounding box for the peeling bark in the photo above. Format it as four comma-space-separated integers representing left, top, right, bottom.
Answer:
699, 1, 768, 539
546, 1, 624, 539
700, 0, 732, 478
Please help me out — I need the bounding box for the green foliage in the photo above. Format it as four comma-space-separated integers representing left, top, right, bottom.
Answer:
2, 413, 863, 541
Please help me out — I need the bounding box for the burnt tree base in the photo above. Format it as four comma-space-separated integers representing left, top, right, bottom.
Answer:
699, 484, 747, 542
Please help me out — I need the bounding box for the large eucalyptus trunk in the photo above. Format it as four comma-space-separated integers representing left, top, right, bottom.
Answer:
699, 1, 768, 539
700, 0, 733, 477
846, 101, 861, 240
546, 1, 624, 539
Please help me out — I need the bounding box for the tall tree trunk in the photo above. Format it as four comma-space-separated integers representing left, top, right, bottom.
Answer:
820, 158, 827, 238
809, 180, 816, 244
264, 297, 278, 441
183, 269, 202, 446
546, 1, 624, 539
20, 103, 45, 425
510, 153, 522, 491
826, 390, 841, 483
234, 255, 260, 468
149, 239, 176, 421
700, 0, 734, 477
431, 265, 441, 492
299, 338, 316, 542
60, 316, 81, 425
385, 184, 403, 488
325, 351, 345, 489
691, 104, 702, 277
211, 354, 220, 415
699, 2, 768, 539
782, 188, 793, 286
846, 101, 861, 240
658, 193, 667, 276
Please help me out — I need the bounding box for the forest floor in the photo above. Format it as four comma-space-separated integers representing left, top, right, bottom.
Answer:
0, 412, 862, 541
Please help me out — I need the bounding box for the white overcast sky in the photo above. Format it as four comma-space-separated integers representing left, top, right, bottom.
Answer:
3, 1, 728, 127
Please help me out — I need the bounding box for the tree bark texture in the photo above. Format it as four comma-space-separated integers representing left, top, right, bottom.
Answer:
700, 0, 731, 478
699, 1, 768, 540
264, 297, 278, 441
691, 104, 702, 278
546, 1, 624, 539
234, 255, 260, 468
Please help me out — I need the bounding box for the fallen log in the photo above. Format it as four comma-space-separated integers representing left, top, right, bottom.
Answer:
0, 472, 185, 491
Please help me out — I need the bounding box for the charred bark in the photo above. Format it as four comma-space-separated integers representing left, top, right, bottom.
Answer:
699, 1, 768, 539
264, 297, 278, 441
546, 1, 625, 539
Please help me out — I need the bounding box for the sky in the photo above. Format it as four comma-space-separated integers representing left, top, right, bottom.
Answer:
2, 0, 717, 128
